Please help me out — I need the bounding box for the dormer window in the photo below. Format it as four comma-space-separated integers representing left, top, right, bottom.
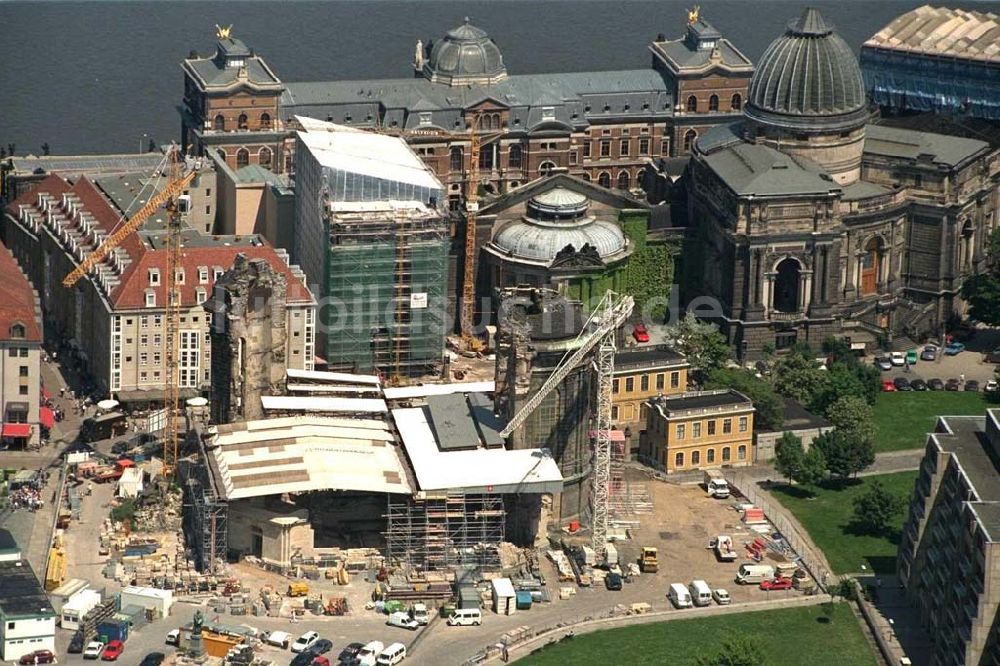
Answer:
214, 267, 224, 281
9, 322, 25, 339
175, 268, 185, 285
145, 290, 156, 308
196, 287, 207, 304
541, 107, 555, 120
419, 112, 432, 126
148, 268, 160, 286
198, 266, 209, 284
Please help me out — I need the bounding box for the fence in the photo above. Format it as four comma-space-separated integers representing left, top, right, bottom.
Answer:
723, 470, 832, 594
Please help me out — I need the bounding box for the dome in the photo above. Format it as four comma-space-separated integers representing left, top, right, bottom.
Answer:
490, 190, 627, 265
424, 18, 508, 86
746, 8, 868, 132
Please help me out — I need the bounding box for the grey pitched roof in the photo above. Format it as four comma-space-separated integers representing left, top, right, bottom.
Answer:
864, 124, 989, 168
701, 141, 839, 197
183, 42, 283, 92
650, 38, 752, 73
841, 179, 891, 201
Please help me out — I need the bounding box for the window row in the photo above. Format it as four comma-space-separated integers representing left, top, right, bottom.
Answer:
231, 146, 273, 169
213, 112, 272, 131
674, 416, 749, 439
147, 266, 217, 287
613, 371, 682, 395
685, 93, 742, 113
674, 445, 747, 468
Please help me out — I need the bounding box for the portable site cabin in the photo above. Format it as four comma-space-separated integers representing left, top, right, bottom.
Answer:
119, 586, 173, 617
491, 578, 516, 616
49, 579, 88, 615
61, 589, 102, 630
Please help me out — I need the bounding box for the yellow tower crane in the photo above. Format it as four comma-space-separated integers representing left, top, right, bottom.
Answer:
63, 145, 195, 479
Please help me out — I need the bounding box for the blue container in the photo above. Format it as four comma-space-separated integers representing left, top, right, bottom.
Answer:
515, 591, 533, 610
97, 620, 129, 643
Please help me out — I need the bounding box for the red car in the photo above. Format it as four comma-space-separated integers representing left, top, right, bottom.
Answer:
759, 577, 793, 591
632, 324, 650, 343
881, 379, 897, 392
102, 640, 124, 661
18, 651, 55, 665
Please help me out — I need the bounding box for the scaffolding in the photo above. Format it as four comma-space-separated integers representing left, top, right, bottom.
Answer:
325, 203, 448, 378
181, 458, 229, 574
384, 493, 505, 572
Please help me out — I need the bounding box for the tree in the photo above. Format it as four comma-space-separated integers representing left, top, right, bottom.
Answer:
772, 352, 826, 406
852, 481, 905, 535
961, 272, 1000, 326
823, 395, 875, 445
695, 633, 765, 666
812, 429, 874, 479
665, 313, 730, 372
822, 336, 853, 365
799, 445, 828, 486
774, 432, 804, 483
704, 367, 783, 430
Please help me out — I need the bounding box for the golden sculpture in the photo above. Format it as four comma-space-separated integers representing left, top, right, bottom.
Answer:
215, 24, 233, 40
687, 6, 700, 24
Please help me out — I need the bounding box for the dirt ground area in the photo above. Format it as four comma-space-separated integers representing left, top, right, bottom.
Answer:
227, 560, 376, 617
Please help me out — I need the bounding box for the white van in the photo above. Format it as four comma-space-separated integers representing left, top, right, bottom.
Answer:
357, 640, 386, 666
376, 642, 407, 665
689, 580, 712, 606
668, 582, 692, 608
736, 564, 775, 584
262, 630, 291, 649
447, 608, 482, 626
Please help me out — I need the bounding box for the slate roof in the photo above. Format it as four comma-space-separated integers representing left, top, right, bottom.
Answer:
649, 19, 754, 76
864, 124, 989, 168
841, 180, 892, 201
700, 140, 839, 197
183, 39, 284, 92
0, 560, 54, 619
0, 241, 41, 342
864, 5, 1000, 64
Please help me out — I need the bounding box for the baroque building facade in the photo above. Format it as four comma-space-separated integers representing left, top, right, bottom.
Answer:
180, 13, 752, 207
686, 8, 1000, 358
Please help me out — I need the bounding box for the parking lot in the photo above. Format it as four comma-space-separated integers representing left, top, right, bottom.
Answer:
872, 331, 1000, 390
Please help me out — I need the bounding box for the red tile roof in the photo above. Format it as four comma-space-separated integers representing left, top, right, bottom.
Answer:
0, 240, 42, 342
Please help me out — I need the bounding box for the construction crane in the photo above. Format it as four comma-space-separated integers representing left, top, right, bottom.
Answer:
62, 145, 195, 479
460, 113, 504, 350
498, 291, 634, 552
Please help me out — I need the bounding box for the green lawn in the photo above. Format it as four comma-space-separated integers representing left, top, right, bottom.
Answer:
770, 471, 917, 575
874, 391, 988, 452
520, 603, 875, 666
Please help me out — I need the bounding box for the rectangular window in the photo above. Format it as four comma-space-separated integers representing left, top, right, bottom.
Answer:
676, 424, 685, 440
660, 139, 669, 155
145, 291, 156, 307
583, 142, 591, 158
569, 151, 577, 165
148, 268, 160, 286
707, 448, 715, 463
198, 267, 209, 284
611, 405, 619, 420
196, 288, 207, 303
19, 385, 28, 395
613, 378, 620, 394
140, 371, 148, 381
140, 316, 149, 328
175, 268, 185, 285
722, 447, 731, 462
600, 140, 611, 157
707, 420, 716, 436
139, 353, 147, 366
670, 371, 680, 389
640, 374, 649, 392
639, 138, 650, 155
693, 422, 701, 438
620, 139, 630, 156
738, 445, 747, 461
140, 335, 148, 346
723, 418, 732, 434
655, 373, 664, 391
739, 416, 748, 432
19, 365, 28, 377
625, 377, 635, 392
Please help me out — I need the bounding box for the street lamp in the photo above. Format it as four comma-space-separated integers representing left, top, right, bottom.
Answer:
140, 133, 149, 154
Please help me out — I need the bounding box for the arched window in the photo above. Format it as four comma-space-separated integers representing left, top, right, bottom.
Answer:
509, 145, 522, 169
683, 129, 697, 153
675, 451, 685, 468
216, 148, 227, 161
450, 147, 463, 172
774, 258, 801, 313
479, 146, 494, 170
9, 323, 25, 339
722, 447, 731, 462
539, 160, 556, 175
709, 94, 719, 112
686, 95, 698, 112
213, 114, 225, 131
258, 147, 272, 169
259, 112, 271, 129
731, 93, 742, 111
236, 148, 250, 168
738, 445, 747, 461
237, 113, 248, 130
581, 173, 591, 182
598, 172, 611, 188
617, 171, 630, 191
691, 450, 701, 466
707, 448, 716, 463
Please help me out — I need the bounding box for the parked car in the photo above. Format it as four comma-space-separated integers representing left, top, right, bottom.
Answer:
292, 632, 321, 654
755, 360, 772, 377
69, 631, 85, 653
881, 379, 897, 392
387, 610, 419, 630
906, 350, 919, 365
890, 351, 906, 366
312, 639, 334, 655
606, 572, 623, 590
712, 588, 731, 605
338, 643, 365, 664
632, 323, 650, 343
945, 342, 966, 355
19, 650, 55, 665
921, 345, 938, 361
84, 642, 106, 660
986, 380, 998, 393
291, 650, 322, 666
985, 347, 1000, 364
875, 356, 893, 371
759, 577, 793, 591
966, 380, 981, 392
910, 378, 928, 391
139, 654, 166, 666
165, 629, 180, 646
102, 640, 125, 661
928, 378, 945, 391
946, 378, 961, 391
893, 376, 912, 391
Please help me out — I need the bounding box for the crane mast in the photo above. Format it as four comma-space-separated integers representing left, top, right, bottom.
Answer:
162, 150, 185, 478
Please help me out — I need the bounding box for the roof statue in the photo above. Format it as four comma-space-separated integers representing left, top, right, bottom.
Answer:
215, 24, 232, 40
414, 39, 424, 70
687, 6, 700, 25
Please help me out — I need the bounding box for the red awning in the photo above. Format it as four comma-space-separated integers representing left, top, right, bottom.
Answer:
2, 423, 32, 438
588, 429, 626, 442
40, 407, 55, 429
41, 387, 52, 400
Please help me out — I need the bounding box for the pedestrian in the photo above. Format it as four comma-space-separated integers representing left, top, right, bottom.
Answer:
502, 645, 509, 663
961, 373, 966, 384
59, 387, 65, 398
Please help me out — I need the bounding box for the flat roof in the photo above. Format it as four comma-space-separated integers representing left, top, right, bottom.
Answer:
286, 368, 381, 386
427, 395, 482, 451
650, 389, 754, 418
0, 560, 55, 619
393, 407, 563, 495
383, 381, 495, 400
260, 395, 388, 414
0, 528, 18, 553
286, 383, 382, 395
208, 416, 412, 500
613, 346, 688, 373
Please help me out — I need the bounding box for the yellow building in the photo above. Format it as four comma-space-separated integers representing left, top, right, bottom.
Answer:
611, 346, 690, 457
640, 389, 754, 473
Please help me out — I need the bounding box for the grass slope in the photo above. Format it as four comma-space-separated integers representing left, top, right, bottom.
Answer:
770, 471, 917, 574
874, 391, 987, 452
520, 603, 875, 666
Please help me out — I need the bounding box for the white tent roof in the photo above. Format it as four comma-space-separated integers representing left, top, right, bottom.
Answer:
383, 381, 496, 400
392, 407, 563, 494
261, 395, 387, 414
286, 368, 381, 386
